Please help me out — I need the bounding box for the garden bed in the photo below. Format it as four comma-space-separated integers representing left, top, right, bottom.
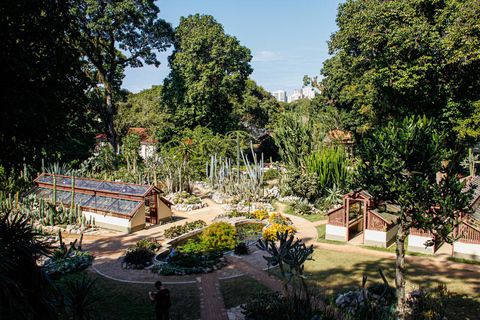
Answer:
164, 191, 208, 211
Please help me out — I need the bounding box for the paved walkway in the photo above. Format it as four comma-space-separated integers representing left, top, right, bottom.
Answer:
64, 196, 480, 320
197, 272, 229, 320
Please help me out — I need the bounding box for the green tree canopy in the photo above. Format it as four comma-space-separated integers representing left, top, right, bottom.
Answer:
356, 116, 472, 319
323, 0, 480, 147
0, 0, 97, 171
116, 85, 174, 143
233, 79, 283, 129
71, 0, 173, 151
162, 14, 253, 134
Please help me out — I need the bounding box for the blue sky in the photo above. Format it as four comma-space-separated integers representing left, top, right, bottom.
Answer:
122, 0, 345, 95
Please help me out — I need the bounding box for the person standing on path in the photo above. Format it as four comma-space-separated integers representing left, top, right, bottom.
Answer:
149, 281, 171, 320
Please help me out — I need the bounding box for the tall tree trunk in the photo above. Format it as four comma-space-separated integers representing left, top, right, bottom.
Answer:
395, 225, 408, 320
106, 92, 117, 155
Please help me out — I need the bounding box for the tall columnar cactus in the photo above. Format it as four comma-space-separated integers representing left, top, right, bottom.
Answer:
52, 173, 57, 205
206, 142, 265, 202
70, 173, 75, 212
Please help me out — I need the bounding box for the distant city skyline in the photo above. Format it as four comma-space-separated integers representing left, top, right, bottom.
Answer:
122, 0, 345, 95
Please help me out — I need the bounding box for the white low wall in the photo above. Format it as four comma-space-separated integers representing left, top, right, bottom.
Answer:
407, 235, 434, 254
83, 211, 133, 233
453, 242, 480, 261
326, 225, 347, 241
365, 229, 386, 247
386, 225, 399, 247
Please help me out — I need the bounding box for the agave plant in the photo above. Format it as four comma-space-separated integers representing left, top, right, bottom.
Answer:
0, 209, 60, 319
44, 162, 73, 176
63, 274, 104, 320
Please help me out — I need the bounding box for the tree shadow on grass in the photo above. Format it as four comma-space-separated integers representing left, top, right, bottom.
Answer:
303, 252, 480, 320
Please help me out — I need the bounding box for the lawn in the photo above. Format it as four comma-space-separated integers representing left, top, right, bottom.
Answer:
55, 270, 201, 320
219, 275, 275, 309
283, 204, 328, 222
303, 248, 480, 320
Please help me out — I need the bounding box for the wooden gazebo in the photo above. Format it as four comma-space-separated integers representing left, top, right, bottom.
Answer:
325, 191, 400, 247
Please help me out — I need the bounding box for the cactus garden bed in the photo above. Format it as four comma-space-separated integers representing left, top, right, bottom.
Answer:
165, 191, 208, 211
43, 250, 93, 279
41, 231, 93, 279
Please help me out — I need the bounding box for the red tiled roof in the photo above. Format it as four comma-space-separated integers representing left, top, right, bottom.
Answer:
127, 127, 157, 144
94, 133, 108, 141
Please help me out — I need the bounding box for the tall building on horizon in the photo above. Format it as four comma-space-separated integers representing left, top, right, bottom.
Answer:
302, 87, 316, 100
272, 90, 287, 102
272, 87, 317, 103
287, 92, 303, 103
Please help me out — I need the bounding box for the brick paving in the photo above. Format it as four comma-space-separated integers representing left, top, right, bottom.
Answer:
196, 272, 229, 320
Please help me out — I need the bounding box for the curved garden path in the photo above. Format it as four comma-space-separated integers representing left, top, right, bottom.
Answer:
62, 196, 480, 320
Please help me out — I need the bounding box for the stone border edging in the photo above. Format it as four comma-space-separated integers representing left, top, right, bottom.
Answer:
91, 259, 197, 284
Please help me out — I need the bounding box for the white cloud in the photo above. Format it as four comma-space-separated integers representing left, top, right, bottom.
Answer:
252, 50, 278, 62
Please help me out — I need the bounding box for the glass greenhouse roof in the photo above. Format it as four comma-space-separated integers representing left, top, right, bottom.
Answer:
30, 187, 142, 217
36, 174, 152, 197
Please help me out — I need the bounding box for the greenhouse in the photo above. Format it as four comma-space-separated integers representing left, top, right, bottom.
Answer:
29, 173, 172, 233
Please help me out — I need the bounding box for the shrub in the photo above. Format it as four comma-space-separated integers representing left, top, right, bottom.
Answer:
163, 220, 206, 239
264, 169, 280, 181
263, 224, 296, 241
63, 274, 104, 320
206, 250, 223, 260
247, 209, 269, 220
169, 253, 201, 268
43, 251, 93, 275
291, 198, 314, 215
367, 282, 395, 303
124, 248, 154, 265
242, 291, 287, 319
268, 213, 292, 226
127, 237, 161, 252
234, 242, 249, 255
285, 168, 321, 202
408, 284, 451, 320
226, 210, 244, 218
200, 222, 236, 252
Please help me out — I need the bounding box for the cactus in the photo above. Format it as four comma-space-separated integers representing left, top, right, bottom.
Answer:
70, 173, 75, 212
206, 141, 265, 202
52, 173, 57, 204
49, 211, 54, 226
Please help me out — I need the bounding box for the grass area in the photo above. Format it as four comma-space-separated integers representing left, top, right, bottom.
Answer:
303, 248, 480, 320
315, 225, 346, 245
316, 225, 434, 256
283, 205, 327, 222
447, 256, 480, 265
219, 275, 275, 309
55, 270, 200, 320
